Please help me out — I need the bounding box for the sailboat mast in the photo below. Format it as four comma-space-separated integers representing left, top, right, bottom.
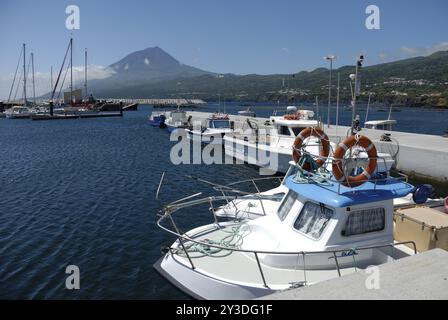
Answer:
50, 66, 53, 93
84, 48, 88, 100
31, 52, 36, 103
70, 37, 73, 104
23, 43, 27, 106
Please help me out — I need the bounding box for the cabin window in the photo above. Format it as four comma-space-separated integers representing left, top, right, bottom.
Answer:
291, 127, 305, 136
294, 202, 333, 239
212, 120, 230, 129
277, 191, 297, 221
342, 208, 385, 236
279, 126, 290, 136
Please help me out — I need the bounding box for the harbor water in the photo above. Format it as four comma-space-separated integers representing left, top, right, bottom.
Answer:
0, 104, 447, 299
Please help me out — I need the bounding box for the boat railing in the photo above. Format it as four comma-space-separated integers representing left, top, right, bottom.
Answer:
181, 175, 285, 217
157, 198, 417, 289
293, 147, 411, 195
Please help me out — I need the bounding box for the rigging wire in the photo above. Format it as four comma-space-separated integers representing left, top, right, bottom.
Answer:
7, 46, 23, 103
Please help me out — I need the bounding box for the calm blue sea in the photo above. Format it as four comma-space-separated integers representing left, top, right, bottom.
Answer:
0, 103, 447, 299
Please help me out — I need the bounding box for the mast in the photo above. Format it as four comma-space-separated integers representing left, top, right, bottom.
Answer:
31, 52, 36, 104
50, 66, 53, 94
84, 48, 88, 100
23, 43, 27, 106
70, 37, 73, 104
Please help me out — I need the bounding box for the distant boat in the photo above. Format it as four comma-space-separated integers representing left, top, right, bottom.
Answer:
165, 109, 192, 132
364, 119, 397, 131
186, 113, 233, 145
5, 106, 32, 119
237, 107, 256, 117
148, 111, 167, 128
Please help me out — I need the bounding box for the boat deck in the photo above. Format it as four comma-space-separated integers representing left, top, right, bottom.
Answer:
171, 225, 399, 289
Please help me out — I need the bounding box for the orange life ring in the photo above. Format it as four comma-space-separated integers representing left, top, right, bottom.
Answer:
292, 127, 330, 170
332, 135, 378, 188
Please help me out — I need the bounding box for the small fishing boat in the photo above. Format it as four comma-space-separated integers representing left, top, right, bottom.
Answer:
224, 106, 396, 174
186, 113, 233, 145
364, 119, 397, 131
165, 109, 192, 133
154, 134, 438, 299
148, 111, 167, 128
237, 107, 256, 117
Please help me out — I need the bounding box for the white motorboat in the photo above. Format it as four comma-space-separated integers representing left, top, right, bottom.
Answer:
224, 107, 323, 174
224, 108, 396, 175
154, 135, 436, 300
5, 106, 32, 119
165, 109, 192, 133
365, 119, 397, 131
237, 107, 256, 117
186, 113, 233, 145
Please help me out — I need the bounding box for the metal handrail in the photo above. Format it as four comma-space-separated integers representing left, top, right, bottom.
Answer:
158, 205, 417, 287
158, 193, 418, 288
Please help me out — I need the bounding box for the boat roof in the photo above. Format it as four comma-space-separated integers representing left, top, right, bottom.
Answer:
365, 119, 397, 125
284, 175, 414, 208
271, 118, 318, 127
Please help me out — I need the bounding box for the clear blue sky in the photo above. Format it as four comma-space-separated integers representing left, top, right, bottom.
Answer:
1, 0, 447, 76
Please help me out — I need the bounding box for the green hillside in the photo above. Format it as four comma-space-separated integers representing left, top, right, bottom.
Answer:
95, 51, 448, 107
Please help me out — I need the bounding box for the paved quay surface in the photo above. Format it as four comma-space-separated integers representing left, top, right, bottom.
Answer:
258, 249, 448, 300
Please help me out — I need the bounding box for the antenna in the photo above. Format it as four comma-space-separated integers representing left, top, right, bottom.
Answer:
364, 92, 372, 126
335, 72, 340, 137
351, 55, 364, 135
324, 55, 337, 128
387, 103, 393, 121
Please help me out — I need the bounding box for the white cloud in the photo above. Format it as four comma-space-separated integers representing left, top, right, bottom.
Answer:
377, 41, 448, 63
144, 58, 150, 65
400, 42, 448, 56
0, 65, 114, 100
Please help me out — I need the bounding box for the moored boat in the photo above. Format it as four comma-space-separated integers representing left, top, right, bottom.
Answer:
148, 111, 167, 128
154, 135, 442, 299
186, 113, 233, 145
165, 109, 192, 133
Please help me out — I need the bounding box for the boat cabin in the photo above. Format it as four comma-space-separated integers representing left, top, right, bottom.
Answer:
269, 108, 317, 137
365, 119, 397, 131
240, 173, 415, 268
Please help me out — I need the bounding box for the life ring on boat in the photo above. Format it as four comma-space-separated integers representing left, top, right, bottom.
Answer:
292, 127, 330, 170
332, 135, 378, 188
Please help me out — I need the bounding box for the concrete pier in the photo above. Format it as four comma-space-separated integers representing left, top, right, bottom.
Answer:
185, 111, 448, 183
258, 249, 448, 300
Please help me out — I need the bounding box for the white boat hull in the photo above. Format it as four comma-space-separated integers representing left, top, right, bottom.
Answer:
154, 253, 275, 300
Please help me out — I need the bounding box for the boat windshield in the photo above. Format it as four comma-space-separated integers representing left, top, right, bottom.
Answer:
211, 120, 230, 128
294, 202, 333, 239
277, 191, 298, 221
